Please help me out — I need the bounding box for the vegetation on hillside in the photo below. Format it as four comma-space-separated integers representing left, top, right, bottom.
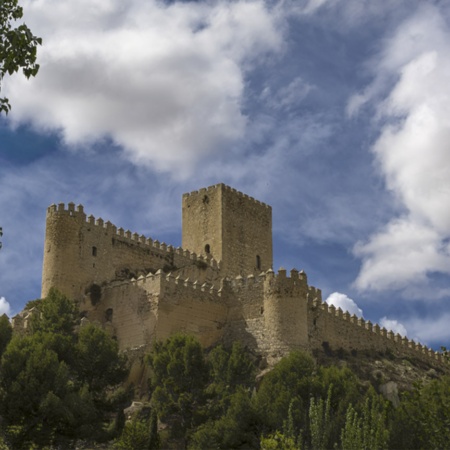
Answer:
0, 292, 449, 449
0, 289, 128, 449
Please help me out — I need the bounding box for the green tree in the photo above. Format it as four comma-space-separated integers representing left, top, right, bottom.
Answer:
0, 313, 12, 357
260, 430, 298, 450
0, 290, 128, 447
75, 323, 128, 396
312, 365, 362, 447
255, 351, 315, 431
148, 334, 209, 441
341, 388, 389, 450
148, 409, 160, 450
1, 0, 42, 114
309, 385, 332, 450
189, 387, 258, 449
115, 418, 150, 450
31, 287, 78, 336
0, 335, 72, 447
390, 377, 450, 450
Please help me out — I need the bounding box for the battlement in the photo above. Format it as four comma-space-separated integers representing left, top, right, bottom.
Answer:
311, 297, 445, 364
46, 202, 221, 271
183, 183, 271, 209
264, 267, 322, 301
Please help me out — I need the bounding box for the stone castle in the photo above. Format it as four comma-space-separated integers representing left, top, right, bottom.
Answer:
28, 183, 445, 368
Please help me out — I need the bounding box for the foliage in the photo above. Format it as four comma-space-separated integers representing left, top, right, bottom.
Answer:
115, 418, 151, 450
0, 289, 128, 448
0, 313, 12, 357
390, 376, 450, 450
309, 384, 332, 450
148, 334, 209, 440
255, 351, 315, 431
0, 0, 42, 114
260, 430, 298, 450
31, 287, 78, 335
189, 387, 258, 449
75, 323, 128, 395
341, 388, 390, 450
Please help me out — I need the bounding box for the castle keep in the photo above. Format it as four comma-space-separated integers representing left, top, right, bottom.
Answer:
35, 183, 445, 366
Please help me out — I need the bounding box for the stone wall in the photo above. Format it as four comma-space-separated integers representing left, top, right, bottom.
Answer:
308, 297, 446, 367
80, 270, 228, 351
42, 202, 221, 302
38, 186, 448, 371
182, 184, 272, 277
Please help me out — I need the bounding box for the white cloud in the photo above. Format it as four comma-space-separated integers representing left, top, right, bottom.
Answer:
353, 4, 450, 294
379, 317, 407, 337
325, 292, 363, 317
403, 313, 450, 346
4, 0, 283, 178
0, 297, 11, 317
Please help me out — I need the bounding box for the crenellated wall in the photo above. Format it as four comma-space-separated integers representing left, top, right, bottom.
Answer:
42, 202, 221, 302
80, 270, 228, 351
36, 185, 447, 370
308, 296, 445, 365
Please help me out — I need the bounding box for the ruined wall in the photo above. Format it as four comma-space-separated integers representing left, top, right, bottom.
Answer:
42, 202, 221, 302
182, 184, 272, 277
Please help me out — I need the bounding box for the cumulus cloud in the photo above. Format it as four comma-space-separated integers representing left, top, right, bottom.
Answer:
325, 292, 363, 317
379, 317, 407, 337
353, 4, 450, 294
403, 313, 450, 346
0, 297, 11, 317
4, 0, 283, 177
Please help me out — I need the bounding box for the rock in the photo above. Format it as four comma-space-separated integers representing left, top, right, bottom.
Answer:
379, 381, 400, 408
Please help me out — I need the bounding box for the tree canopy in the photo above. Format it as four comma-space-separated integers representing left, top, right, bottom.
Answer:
0, 289, 129, 448
0, 0, 41, 114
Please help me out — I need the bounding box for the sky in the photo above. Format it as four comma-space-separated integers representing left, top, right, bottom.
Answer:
1, 0, 450, 349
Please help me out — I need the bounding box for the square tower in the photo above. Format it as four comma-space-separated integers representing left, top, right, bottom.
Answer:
182, 184, 272, 277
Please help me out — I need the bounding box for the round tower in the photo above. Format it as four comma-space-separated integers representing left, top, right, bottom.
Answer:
41, 202, 87, 300
263, 268, 310, 351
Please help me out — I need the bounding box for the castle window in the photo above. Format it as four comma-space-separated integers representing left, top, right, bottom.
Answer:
205, 244, 210, 254
92, 246, 97, 257
105, 308, 113, 322
256, 255, 261, 270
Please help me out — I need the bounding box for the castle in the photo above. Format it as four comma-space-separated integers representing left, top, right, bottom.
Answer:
23, 183, 445, 368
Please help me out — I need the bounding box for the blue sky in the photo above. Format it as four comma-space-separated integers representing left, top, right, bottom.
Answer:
1, 0, 450, 349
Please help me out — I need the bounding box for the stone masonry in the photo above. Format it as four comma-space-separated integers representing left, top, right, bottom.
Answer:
34, 183, 446, 369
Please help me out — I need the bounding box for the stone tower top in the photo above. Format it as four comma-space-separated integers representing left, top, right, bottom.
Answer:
182, 183, 273, 277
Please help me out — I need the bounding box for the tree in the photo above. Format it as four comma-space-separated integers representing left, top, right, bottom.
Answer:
0, 313, 12, 357
0, 289, 128, 447
0, 335, 73, 447
390, 377, 450, 450
255, 351, 315, 431
309, 385, 332, 450
1, 0, 42, 114
75, 323, 128, 396
260, 430, 298, 450
147, 334, 209, 441
340, 388, 390, 450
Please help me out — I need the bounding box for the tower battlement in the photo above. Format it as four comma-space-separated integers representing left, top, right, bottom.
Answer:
183, 183, 271, 209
